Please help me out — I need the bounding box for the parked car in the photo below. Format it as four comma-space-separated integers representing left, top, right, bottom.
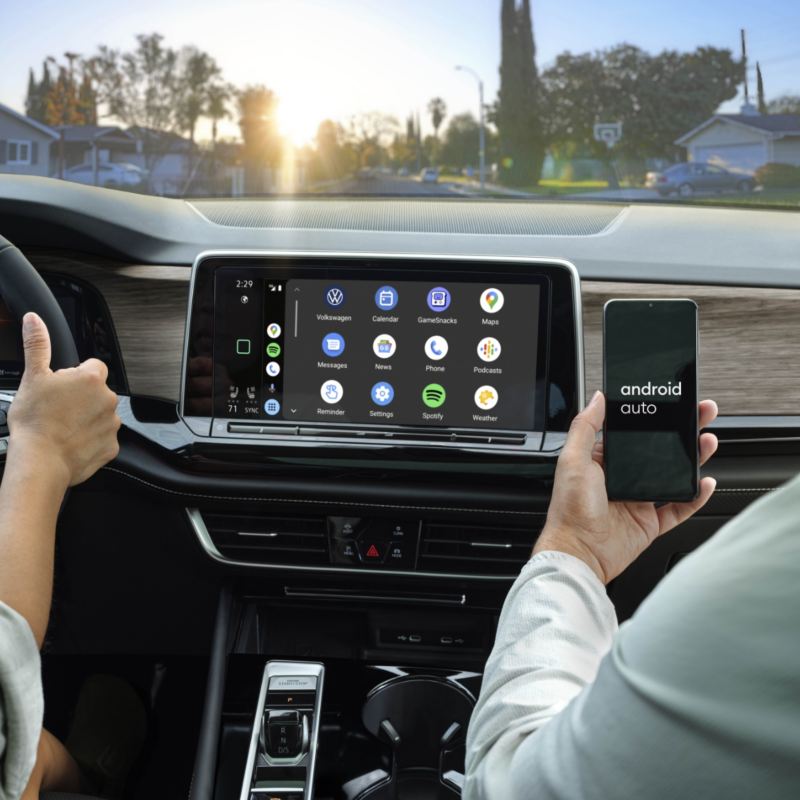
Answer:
419, 167, 439, 184
647, 162, 755, 197
397, 166, 410, 177
62, 162, 146, 189
355, 167, 376, 181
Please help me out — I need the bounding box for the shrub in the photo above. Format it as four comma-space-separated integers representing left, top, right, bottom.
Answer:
754, 162, 800, 189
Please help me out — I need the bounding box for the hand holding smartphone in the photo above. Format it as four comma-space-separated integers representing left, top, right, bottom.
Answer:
603, 299, 699, 502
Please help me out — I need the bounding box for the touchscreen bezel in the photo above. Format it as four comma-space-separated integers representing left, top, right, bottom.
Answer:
180, 252, 583, 455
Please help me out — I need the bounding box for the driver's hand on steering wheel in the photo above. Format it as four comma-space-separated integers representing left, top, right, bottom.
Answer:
8, 312, 121, 489
534, 390, 719, 584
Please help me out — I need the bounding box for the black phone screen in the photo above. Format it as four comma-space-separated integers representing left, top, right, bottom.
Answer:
603, 299, 698, 502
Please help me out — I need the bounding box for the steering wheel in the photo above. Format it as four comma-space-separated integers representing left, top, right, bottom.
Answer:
0, 234, 79, 370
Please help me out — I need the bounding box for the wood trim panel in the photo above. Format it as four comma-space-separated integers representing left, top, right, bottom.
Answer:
25, 255, 800, 415
582, 281, 800, 415
31, 253, 189, 400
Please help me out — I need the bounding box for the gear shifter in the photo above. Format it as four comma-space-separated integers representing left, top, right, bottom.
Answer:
240, 661, 324, 800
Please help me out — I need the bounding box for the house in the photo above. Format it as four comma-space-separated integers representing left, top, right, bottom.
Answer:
0, 102, 58, 177
675, 112, 800, 173
52, 125, 137, 176
127, 127, 195, 195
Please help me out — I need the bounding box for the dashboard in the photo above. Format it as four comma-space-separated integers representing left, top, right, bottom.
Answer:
1, 177, 799, 632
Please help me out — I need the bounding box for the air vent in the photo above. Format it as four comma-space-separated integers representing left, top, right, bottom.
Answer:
419, 520, 545, 576
202, 512, 329, 567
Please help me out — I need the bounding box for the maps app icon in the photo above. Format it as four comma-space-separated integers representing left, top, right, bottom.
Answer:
480, 287, 505, 313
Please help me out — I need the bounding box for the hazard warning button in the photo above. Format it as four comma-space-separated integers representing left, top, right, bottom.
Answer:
358, 540, 385, 563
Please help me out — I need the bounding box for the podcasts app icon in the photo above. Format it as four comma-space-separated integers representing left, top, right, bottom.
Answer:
480, 288, 505, 313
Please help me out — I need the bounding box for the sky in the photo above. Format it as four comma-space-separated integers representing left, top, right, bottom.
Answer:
2, 0, 799, 145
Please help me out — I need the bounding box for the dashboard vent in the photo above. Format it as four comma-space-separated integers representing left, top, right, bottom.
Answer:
203, 512, 329, 567
418, 520, 545, 577
189, 199, 622, 237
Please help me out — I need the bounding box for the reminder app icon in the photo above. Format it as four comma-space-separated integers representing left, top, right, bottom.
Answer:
480, 288, 505, 313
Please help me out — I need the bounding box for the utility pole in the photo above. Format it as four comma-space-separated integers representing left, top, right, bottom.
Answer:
456, 65, 486, 191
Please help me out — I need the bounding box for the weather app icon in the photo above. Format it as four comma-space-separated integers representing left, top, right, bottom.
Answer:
325, 286, 345, 307
474, 385, 499, 410
375, 285, 398, 311
427, 286, 451, 312
480, 287, 505, 313
371, 381, 395, 406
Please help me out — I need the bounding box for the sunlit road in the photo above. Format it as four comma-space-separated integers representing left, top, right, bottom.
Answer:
315, 175, 469, 196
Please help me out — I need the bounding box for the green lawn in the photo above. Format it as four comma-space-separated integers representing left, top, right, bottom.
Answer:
691, 189, 800, 209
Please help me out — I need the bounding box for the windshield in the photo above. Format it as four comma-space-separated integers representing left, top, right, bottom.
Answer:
1, 0, 799, 207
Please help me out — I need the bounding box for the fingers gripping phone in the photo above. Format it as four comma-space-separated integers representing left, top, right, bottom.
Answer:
603, 299, 699, 502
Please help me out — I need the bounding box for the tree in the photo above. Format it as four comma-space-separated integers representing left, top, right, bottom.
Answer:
346, 111, 398, 167
756, 62, 767, 115
310, 119, 354, 181
441, 113, 480, 168
206, 82, 232, 146
25, 68, 41, 121
91, 34, 181, 132
497, 0, 545, 186
767, 95, 800, 115
176, 47, 222, 144
237, 85, 281, 192
540, 44, 742, 160
428, 97, 447, 138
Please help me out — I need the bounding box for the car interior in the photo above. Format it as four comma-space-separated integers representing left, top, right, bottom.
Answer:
1, 176, 799, 800
2, 2, 800, 798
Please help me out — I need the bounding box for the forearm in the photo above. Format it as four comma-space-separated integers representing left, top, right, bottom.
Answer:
0, 441, 69, 647
464, 551, 617, 800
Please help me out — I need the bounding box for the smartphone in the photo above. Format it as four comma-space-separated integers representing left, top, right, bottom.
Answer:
603, 299, 699, 502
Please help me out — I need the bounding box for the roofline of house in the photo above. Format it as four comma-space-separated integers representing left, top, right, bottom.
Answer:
0, 102, 59, 139
675, 114, 800, 146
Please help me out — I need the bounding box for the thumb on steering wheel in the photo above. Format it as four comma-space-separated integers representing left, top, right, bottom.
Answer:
22, 312, 52, 376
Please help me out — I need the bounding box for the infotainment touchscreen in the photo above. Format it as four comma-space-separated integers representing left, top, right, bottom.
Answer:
207, 268, 549, 434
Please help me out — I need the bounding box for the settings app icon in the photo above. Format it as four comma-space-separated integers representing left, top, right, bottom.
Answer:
371, 381, 395, 407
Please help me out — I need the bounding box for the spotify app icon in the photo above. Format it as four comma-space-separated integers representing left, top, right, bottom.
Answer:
422, 383, 446, 409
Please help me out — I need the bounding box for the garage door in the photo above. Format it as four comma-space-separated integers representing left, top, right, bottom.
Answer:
692, 142, 767, 172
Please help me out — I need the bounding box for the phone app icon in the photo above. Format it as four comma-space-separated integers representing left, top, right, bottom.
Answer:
267, 323, 282, 338
422, 383, 446, 408
320, 379, 343, 404
266, 361, 281, 377
427, 287, 451, 312
480, 288, 504, 313
264, 398, 281, 416
373, 333, 397, 359
375, 285, 398, 311
371, 381, 395, 406
424, 335, 449, 361
474, 385, 498, 410
325, 286, 345, 307
477, 337, 501, 362
266, 342, 281, 358
322, 332, 346, 357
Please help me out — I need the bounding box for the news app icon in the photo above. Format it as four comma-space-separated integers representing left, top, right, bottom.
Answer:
424, 336, 449, 361
320, 379, 344, 404
373, 333, 397, 359
427, 287, 451, 312
322, 332, 346, 357
375, 285, 399, 311
477, 337, 502, 362
480, 288, 504, 313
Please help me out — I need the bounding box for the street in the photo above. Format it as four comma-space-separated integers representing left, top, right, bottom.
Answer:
315, 174, 469, 196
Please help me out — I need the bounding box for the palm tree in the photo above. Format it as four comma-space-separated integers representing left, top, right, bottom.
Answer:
428, 97, 447, 138
207, 82, 232, 146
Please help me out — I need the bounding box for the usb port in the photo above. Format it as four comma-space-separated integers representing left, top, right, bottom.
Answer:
409, 634, 422, 643
440, 636, 453, 645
